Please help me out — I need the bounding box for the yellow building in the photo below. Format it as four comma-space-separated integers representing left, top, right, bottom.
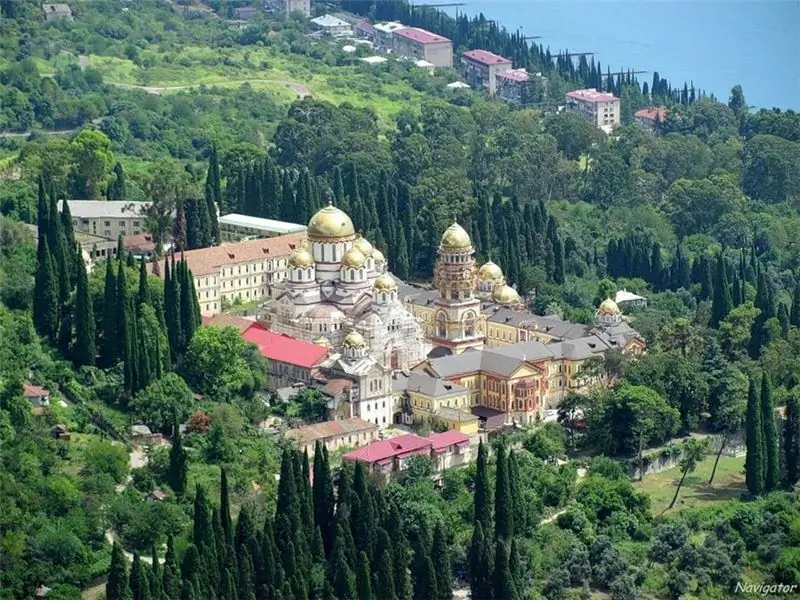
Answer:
392, 371, 479, 434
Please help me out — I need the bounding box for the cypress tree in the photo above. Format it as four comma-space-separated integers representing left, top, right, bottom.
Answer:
138, 259, 151, 307
509, 538, 523, 592
73, 250, 96, 366
790, 282, 800, 327
699, 256, 713, 300
745, 378, 765, 496
375, 548, 397, 600
384, 504, 411, 600
280, 171, 294, 221
710, 253, 733, 327
552, 236, 565, 284
107, 541, 131, 600
237, 547, 256, 600
220, 468, 233, 544
48, 192, 70, 307
101, 257, 118, 365
356, 551, 373, 600
223, 569, 237, 600
196, 195, 212, 248
432, 523, 452, 600
150, 545, 162, 600
173, 200, 187, 251
330, 525, 357, 600
474, 440, 492, 534
168, 423, 188, 495
186, 198, 200, 249
178, 260, 200, 348
650, 242, 663, 290
36, 174, 49, 240
261, 516, 280, 597
205, 146, 221, 244
108, 162, 126, 200
494, 444, 513, 540
275, 449, 300, 557
778, 302, 791, 338
731, 271, 743, 307
33, 237, 59, 340
412, 555, 437, 600
508, 451, 525, 535
164, 257, 182, 361
193, 486, 214, 553
313, 441, 335, 556
60, 197, 78, 286
234, 506, 257, 561
761, 373, 780, 492
469, 521, 489, 600
129, 553, 152, 600
784, 393, 800, 488
492, 540, 518, 600
394, 227, 410, 280
162, 535, 181, 600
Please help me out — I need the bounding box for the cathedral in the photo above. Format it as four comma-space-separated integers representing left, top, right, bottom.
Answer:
262, 202, 428, 371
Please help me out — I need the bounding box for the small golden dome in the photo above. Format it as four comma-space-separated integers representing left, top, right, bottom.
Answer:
353, 235, 374, 257
373, 273, 398, 292
598, 298, 621, 316
288, 245, 314, 268
493, 284, 520, 305
313, 337, 332, 348
343, 331, 367, 348
372, 249, 385, 263
307, 202, 355, 240
341, 247, 367, 269
440, 221, 472, 252
478, 261, 504, 281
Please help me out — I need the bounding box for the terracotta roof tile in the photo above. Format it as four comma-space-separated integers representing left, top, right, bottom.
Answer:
285, 417, 378, 446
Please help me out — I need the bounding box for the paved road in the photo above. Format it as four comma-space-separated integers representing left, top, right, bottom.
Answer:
109, 79, 313, 98
0, 117, 104, 139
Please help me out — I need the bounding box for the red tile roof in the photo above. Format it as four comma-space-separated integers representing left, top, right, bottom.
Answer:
343, 433, 432, 463
356, 20, 375, 35
566, 88, 617, 103
322, 378, 353, 396
463, 49, 511, 66
23, 384, 49, 398
123, 233, 156, 252
634, 107, 667, 121
202, 314, 257, 334
497, 69, 529, 82
156, 232, 306, 276
285, 417, 378, 446
428, 430, 470, 452
394, 27, 450, 45
242, 323, 329, 368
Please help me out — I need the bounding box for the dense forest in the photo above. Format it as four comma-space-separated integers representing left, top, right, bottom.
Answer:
1, 1, 800, 599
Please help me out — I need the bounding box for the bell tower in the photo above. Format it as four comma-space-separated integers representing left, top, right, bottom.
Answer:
431, 222, 485, 354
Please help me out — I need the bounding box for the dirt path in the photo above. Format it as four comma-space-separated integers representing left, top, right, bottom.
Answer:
110, 79, 313, 97
0, 117, 104, 139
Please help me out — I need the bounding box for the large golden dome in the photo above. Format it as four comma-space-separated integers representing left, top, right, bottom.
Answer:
440, 221, 472, 252
307, 202, 355, 240
478, 261, 504, 281
598, 298, 621, 316
372, 249, 385, 263
288, 245, 314, 268
373, 273, 398, 292
353, 235, 374, 257
343, 331, 367, 348
492, 284, 520, 305
341, 247, 367, 269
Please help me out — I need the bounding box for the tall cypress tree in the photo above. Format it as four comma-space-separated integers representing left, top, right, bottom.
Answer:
432, 523, 451, 600
101, 257, 118, 365
710, 253, 733, 327
375, 548, 397, 600
412, 554, 437, 600
745, 377, 765, 496
220, 468, 233, 544
761, 373, 780, 492
60, 197, 78, 286
150, 545, 162, 600
330, 525, 357, 600
784, 393, 800, 488
275, 449, 300, 559
650, 242, 663, 290
47, 192, 70, 308
494, 444, 513, 540
698, 256, 713, 301
164, 256, 183, 361
193, 486, 213, 552
108, 162, 126, 200
492, 541, 518, 600
469, 521, 490, 600
129, 553, 152, 600
173, 200, 187, 252
313, 441, 335, 556
107, 541, 131, 600
168, 425, 188, 495
474, 440, 492, 535
196, 196, 212, 248
205, 146, 221, 244
355, 551, 373, 600
37, 174, 49, 241
137, 259, 151, 307
73, 250, 96, 366
33, 237, 59, 340
790, 282, 800, 327
162, 535, 181, 600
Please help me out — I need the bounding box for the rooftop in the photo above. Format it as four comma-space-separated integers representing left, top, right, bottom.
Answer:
42, 3, 70, 13
428, 430, 471, 451
566, 88, 618, 103
58, 200, 150, 219
463, 49, 512, 66
202, 314, 258, 334
242, 323, 329, 368
310, 14, 351, 28
156, 231, 306, 276
218, 213, 306, 234
361, 56, 388, 64
355, 20, 375, 34
615, 289, 647, 303
285, 417, 378, 446
122, 232, 156, 252
497, 69, 530, 82
373, 21, 406, 33
634, 106, 667, 121
23, 384, 49, 397
446, 81, 471, 89
393, 371, 469, 398
394, 27, 450, 45
343, 433, 431, 463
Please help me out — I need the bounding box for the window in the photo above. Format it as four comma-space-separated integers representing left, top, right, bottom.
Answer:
119, 221, 126, 227
104, 230, 111, 237
104, 221, 111, 227
133, 221, 140, 227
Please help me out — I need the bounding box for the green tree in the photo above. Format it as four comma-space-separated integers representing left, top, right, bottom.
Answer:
473, 440, 492, 535
745, 378, 765, 496
492, 540, 518, 600
355, 551, 373, 600
132, 374, 194, 433
330, 528, 356, 600
710, 253, 733, 327
313, 441, 334, 556
790, 283, 800, 327
432, 523, 452, 600
129, 553, 152, 600
33, 237, 59, 339
72, 250, 96, 366
494, 443, 513, 540
220, 468, 232, 544
182, 326, 260, 401
666, 439, 709, 511
162, 535, 181, 600
761, 373, 780, 492
101, 257, 118, 365
544, 112, 605, 160
107, 542, 131, 600
784, 391, 800, 488
69, 129, 114, 199
142, 161, 194, 256
108, 162, 126, 200
168, 425, 188, 496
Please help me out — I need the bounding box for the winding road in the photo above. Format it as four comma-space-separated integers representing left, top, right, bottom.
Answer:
109, 79, 313, 97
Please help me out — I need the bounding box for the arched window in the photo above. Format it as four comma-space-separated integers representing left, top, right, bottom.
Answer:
437, 312, 447, 338
463, 311, 476, 337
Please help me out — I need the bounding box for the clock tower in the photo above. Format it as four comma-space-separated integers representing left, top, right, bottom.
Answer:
431, 222, 486, 355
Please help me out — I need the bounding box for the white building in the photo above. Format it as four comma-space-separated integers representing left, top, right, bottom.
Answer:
59, 200, 149, 240
615, 289, 647, 309
565, 88, 621, 133
262, 203, 427, 371
218, 213, 306, 242
310, 14, 353, 37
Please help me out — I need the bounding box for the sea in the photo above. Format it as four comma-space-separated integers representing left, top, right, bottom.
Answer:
420, 0, 800, 110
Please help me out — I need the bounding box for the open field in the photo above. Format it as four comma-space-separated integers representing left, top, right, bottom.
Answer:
634, 455, 746, 515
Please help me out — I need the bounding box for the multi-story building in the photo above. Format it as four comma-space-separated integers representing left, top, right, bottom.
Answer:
285, 417, 379, 456
283, 0, 309, 17
392, 371, 479, 434
355, 20, 375, 40
59, 200, 149, 240
42, 3, 72, 21
373, 22, 406, 51
157, 231, 306, 316
218, 213, 306, 243
391, 27, 453, 68
634, 106, 667, 136
565, 88, 621, 133
310, 14, 353, 37
496, 70, 548, 106
461, 49, 512, 94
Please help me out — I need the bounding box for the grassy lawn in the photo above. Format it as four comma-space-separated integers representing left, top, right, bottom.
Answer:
634, 455, 746, 515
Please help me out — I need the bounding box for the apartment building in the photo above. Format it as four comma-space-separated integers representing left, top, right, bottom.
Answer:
285, 417, 379, 457
283, 0, 309, 17
392, 371, 479, 434
565, 88, 621, 132
392, 27, 453, 68
496, 70, 548, 106
310, 14, 353, 37
373, 22, 406, 51
218, 213, 306, 243
157, 232, 306, 316
461, 49, 512, 94
634, 106, 667, 136
59, 200, 149, 240
42, 3, 72, 21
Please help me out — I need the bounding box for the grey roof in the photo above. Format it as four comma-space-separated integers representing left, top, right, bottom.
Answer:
547, 335, 610, 360
131, 425, 152, 435
436, 407, 478, 422
486, 340, 555, 361
59, 200, 150, 219
393, 371, 469, 398
311, 14, 351, 28
483, 307, 589, 340
425, 351, 484, 378
591, 322, 641, 348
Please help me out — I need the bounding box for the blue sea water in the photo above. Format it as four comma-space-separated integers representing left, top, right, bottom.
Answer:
424, 0, 800, 109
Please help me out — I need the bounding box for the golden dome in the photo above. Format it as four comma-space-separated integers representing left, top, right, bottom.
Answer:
598, 298, 621, 316
353, 235, 374, 257
492, 284, 520, 305
440, 221, 472, 252
478, 261, 504, 281
313, 337, 332, 348
343, 331, 367, 348
373, 273, 398, 292
341, 247, 367, 269
372, 249, 385, 263
288, 245, 314, 268
307, 202, 355, 240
